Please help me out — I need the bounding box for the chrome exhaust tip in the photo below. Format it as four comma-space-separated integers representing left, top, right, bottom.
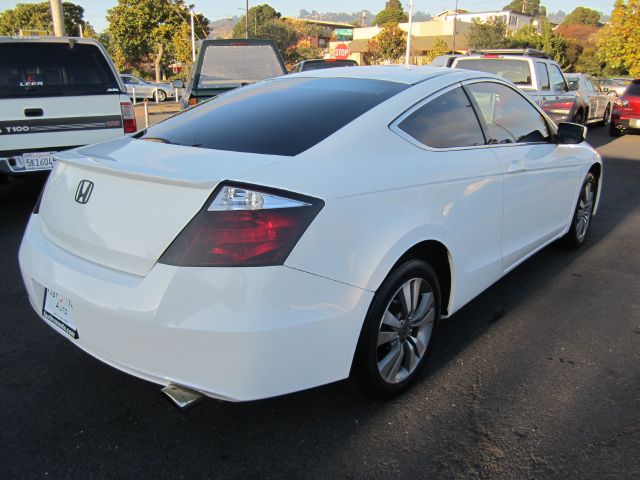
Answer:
161, 384, 204, 410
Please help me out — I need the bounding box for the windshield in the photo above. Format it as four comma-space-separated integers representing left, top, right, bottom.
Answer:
301, 61, 358, 71
140, 77, 407, 156
0, 42, 120, 97
626, 82, 640, 96
455, 58, 532, 86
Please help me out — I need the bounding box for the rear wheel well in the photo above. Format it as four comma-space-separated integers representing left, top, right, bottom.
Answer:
395, 241, 452, 315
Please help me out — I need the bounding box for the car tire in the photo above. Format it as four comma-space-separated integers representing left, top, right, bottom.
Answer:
559, 172, 597, 249
600, 105, 611, 126
609, 122, 623, 137
155, 89, 167, 102
353, 259, 440, 398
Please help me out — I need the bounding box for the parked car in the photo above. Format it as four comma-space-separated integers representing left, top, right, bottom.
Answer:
20, 67, 601, 405
452, 49, 586, 125
430, 54, 462, 67
596, 78, 627, 97
0, 36, 135, 183
290, 58, 358, 73
609, 78, 640, 137
177, 38, 287, 110
566, 73, 612, 125
120, 74, 175, 102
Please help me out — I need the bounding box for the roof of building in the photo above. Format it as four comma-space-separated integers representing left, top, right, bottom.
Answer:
283, 17, 354, 29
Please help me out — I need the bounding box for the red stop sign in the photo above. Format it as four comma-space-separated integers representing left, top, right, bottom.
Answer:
333, 43, 351, 60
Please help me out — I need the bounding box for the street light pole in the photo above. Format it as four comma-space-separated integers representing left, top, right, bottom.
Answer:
405, 0, 414, 65
245, 0, 249, 39
190, 8, 196, 61
50, 0, 65, 36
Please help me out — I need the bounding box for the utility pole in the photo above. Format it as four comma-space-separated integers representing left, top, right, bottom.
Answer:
453, 0, 458, 51
190, 7, 196, 61
50, 0, 65, 36
405, 0, 414, 65
245, 0, 249, 39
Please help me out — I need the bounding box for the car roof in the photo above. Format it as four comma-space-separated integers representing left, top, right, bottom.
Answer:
0, 35, 102, 46
288, 65, 466, 85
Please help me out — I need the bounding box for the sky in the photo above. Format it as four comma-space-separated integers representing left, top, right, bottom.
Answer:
1, 0, 617, 33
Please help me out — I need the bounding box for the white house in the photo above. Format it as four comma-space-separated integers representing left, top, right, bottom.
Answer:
434, 9, 535, 32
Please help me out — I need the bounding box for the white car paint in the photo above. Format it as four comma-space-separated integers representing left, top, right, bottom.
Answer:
19, 66, 602, 401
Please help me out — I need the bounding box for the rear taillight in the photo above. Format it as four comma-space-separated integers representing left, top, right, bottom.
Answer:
614, 98, 629, 108
188, 97, 198, 106
159, 183, 324, 267
120, 102, 137, 133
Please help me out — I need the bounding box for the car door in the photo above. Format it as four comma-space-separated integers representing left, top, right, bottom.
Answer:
582, 77, 600, 121
549, 64, 575, 123
588, 77, 606, 119
535, 61, 552, 109
391, 84, 505, 307
464, 80, 581, 271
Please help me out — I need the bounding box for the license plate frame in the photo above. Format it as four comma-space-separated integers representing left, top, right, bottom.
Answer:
42, 288, 78, 339
22, 152, 56, 171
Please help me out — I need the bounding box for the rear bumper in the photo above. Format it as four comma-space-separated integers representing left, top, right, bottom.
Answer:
0, 146, 79, 176
19, 215, 373, 401
611, 112, 640, 130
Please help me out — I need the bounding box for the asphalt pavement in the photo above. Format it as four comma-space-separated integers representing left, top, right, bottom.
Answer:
1, 126, 638, 479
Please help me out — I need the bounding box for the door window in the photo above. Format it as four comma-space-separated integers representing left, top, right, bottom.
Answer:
549, 65, 568, 92
536, 62, 550, 91
467, 82, 551, 144
397, 87, 485, 148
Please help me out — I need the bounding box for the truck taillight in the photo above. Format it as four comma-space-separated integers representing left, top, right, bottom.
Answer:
188, 97, 198, 106
159, 183, 324, 267
120, 102, 137, 133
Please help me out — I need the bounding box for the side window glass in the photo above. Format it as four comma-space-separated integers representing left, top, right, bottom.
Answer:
467, 82, 551, 144
536, 62, 550, 91
549, 65, 567, 92
397, 87, 485, 148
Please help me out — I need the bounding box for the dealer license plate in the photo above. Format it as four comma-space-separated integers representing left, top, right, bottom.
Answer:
22, 152, 55, 171
42, 288, 78, 339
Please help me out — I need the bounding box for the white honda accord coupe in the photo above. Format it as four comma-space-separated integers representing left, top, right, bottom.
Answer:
19, 66, 602, 405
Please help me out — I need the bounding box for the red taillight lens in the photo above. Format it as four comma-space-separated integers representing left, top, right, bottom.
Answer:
159, 184, 323, 267
120, 102, 137, 133
188, 97, 198, 106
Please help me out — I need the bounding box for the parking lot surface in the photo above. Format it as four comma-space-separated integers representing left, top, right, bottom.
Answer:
1, 127, 638, 479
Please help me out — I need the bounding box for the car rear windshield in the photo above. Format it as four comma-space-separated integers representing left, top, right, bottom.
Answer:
0, 42, 120, 97
455, 58, 532, 86
625, 82, 640, 96
196, 44, 286, 89
301, 60, 358, 71
140, 77, 407, 156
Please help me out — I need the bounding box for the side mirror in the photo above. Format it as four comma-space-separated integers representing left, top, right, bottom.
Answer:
602, 86, 609, 92
608, 90, 618, 97
556, 122, 587, 144
568, 80, 579, 91
172, 80, 185, 89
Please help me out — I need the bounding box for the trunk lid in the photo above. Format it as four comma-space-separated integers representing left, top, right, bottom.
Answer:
38, 137, 283, 276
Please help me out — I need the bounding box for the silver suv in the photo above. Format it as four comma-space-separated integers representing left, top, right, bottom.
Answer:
452, 49, 586, 125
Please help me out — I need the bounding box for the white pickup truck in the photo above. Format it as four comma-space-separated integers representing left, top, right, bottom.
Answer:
0, 36, 136, 182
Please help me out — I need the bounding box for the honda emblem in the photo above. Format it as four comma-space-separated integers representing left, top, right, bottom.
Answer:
75, 180, 94, 204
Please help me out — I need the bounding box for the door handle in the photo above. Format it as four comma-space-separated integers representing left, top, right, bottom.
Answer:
507, 159, 526, 173
24, 108, 43, 117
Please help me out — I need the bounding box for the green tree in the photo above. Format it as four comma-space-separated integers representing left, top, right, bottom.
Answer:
231, 4, 280, 38
597, 0, 640, 76
365, 24, 406, 64
563, 7, 601, 25
466, 17, 510, 49
374, 0, 408, 26
425, 38, 449, 63
510, 22, 568, 67
106, 0, 209, 81
502, 0, 546, 17
0, 2, 95, 36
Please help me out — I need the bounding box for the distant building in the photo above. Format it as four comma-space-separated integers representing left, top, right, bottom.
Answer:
434, 9, 536, 33
283, 17, 354, 49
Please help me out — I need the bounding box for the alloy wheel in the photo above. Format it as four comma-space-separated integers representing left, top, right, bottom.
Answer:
576, 180, 594, 241
376, 277, 435, 384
